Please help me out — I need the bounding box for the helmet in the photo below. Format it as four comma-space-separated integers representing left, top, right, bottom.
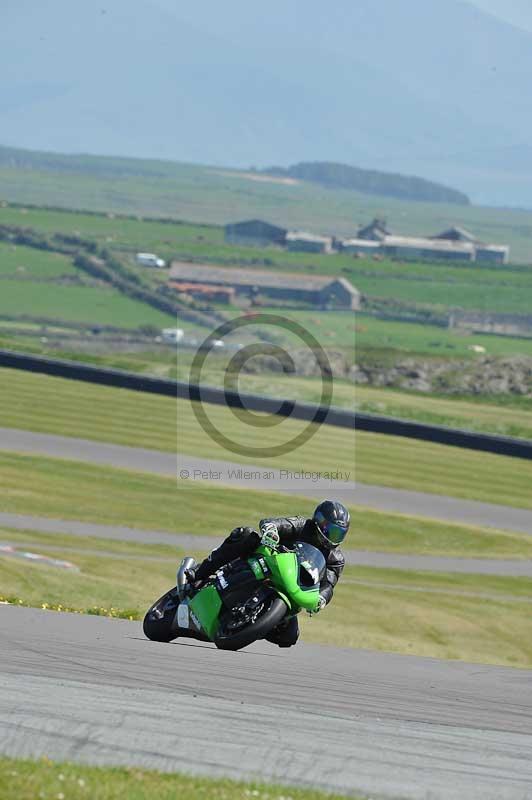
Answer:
313, 500, 350, 548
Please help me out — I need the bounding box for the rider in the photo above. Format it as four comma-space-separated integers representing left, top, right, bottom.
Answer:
191, 500, 350, 648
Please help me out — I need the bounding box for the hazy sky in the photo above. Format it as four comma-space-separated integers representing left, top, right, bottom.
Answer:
471, 0, 532, 31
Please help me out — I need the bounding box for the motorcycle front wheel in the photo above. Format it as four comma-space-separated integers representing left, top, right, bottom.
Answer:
214, 595, 288, 651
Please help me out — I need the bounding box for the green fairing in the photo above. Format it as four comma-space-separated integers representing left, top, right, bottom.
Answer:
189, 585, 222, 639
248, 557, 265, 581
186, 544, 320, 643
256, 546, 320, 612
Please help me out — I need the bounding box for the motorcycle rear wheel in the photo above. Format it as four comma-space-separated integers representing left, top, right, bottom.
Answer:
214, 595, 288, 651
143, 587, 211, 643
143, 587, 180, 642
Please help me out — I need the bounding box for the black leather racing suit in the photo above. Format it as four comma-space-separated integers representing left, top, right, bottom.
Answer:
194, 516, 345, 647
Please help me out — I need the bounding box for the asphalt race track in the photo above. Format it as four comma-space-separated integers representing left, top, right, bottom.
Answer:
2, 426, 532, 798
1, 607, 531, 800
3, 426, 532, 535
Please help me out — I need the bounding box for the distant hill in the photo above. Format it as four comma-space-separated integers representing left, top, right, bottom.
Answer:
0, 147, 469, 205
0, 144, 170, 179
2, 0, 532, 206
265, 162, 470, 205
1, 144, 531, 263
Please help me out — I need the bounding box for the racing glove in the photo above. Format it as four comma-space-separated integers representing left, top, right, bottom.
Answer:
307, 596, 326, 616
260, 521, 280, 550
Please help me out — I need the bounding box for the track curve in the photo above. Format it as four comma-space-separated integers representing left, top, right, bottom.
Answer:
1, 606, 531, 799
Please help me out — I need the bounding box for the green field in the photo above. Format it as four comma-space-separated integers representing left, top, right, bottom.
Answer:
5, 368, 532, 509
1, 153, 531, 262
0, 204, 222, 265
0, 451, 314, 536
0, 368, 356, 480
3, 204, 532, 331
0, 238, 175, 328
314, 565, 532, 665
354, 272, 532, 315
0, 756, 356, 800
258, 307, 532, 359
4, 505, 532, 562
355, 314, 532, 358
2, 527, 531, 667
0, 279, 174, 328
4, 449, 532, 558
355, 384, 532, 438
0, 530, 187, 616
3, 202, 532, 381
0, 241, 76, 278
5, 339, 532, 443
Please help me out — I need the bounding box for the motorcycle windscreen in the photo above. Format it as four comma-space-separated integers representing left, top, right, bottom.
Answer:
294, 542, 327, 590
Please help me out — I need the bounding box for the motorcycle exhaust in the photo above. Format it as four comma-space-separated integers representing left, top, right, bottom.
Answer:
177, 556, 197, 601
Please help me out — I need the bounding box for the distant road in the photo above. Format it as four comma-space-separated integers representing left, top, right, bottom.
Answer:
1, 607, 531, 800
1, 512, 532, 577
2, 427, 532, 534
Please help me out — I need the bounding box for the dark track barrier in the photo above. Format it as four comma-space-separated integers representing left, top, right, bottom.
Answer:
2, 348, 532, 460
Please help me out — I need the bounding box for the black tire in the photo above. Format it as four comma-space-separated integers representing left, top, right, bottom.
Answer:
143, 587, 179, 642
214, 595, 288, 652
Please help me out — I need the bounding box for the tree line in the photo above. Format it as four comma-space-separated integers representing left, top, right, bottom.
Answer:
264, 161, 470, 205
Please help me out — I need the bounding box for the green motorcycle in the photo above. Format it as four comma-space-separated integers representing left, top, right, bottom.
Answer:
143, 541, 326, 651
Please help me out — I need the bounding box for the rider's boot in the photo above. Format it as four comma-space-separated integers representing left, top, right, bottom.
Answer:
265, 615, 300, 648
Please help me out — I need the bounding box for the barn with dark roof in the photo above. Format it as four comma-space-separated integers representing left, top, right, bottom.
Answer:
224, 219, 287, 246
169, 262, 360, 310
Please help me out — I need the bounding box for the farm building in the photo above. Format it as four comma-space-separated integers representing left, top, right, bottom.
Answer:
319, 277, 360, 307
353, 219, 510, 263
224, 216, 510, 264
340, 238, 382, 255
169, 262, 360, 309
474, 244, 510, 264
433, 226, 509, 264
225, 219, 287, 246
285, 231, 334, 254
357, 218, 392, 241
382, 235, 476, 262
432, 226, 477, 243
168, 282, 235, 304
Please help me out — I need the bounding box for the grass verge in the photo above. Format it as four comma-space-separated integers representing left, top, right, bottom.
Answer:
6, 367, 532, 510
299, 566, 532, 668
0, 451, 312, 536
0, 596, 140, 620
5, 344, 532, 439
1, 547, 531, 668
0, 368, 356, 480
349, 507, 532, 559
3, 454, 532, 558
0, 528, 193, 613
0, 756, 357, 800
355, 384, 532, 439
354, 430, 532, 509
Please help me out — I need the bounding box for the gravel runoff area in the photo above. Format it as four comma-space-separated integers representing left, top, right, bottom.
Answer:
1, 607, 531, 800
